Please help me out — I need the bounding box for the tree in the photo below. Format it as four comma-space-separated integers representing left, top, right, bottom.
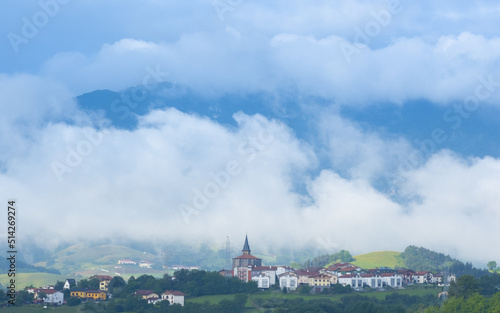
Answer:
54, 280, 65, 291
109, 276, 127, 298
487, 261, 497, 270
448, 275, 480, 298
38, 291, 47, 301
67, 297, 82, 306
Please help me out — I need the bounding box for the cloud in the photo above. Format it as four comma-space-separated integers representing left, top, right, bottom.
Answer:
2, 0, 500, 266
38, 30, 500, 107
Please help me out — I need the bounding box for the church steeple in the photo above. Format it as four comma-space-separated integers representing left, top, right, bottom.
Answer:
242, 234, 251, 255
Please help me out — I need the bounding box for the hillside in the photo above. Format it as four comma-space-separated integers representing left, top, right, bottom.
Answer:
350, 251, 405, 269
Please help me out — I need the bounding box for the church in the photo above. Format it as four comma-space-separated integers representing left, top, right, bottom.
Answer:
232, 235, 262, 281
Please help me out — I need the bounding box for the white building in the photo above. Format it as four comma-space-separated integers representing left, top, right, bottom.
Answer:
252, 273, 271, 289
279, 273, 298, 291
339, 274, 364, 289
162, 290, 185, 306
118, 259, 136, 265
63, 279, 76, 290
37, 289, 64, 305
414, 271, 433, 284
379, 273, 403, 287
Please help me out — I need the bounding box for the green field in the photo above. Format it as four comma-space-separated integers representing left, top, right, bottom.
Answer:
2, 304, 83, 313
3, 287, 441, 313
350, 251, 405, 269
187, 287, 442, 312
0, 273, 68, 290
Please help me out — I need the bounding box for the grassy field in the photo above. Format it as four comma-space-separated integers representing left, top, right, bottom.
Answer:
350, 251, 405, 269
0, 273, 68, 290
5, 287, 441, 313
187, 286, 442, 312
1, 304, 82, 313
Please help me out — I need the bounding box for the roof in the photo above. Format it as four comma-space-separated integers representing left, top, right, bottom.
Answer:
339, 274, 357, 278
242, 235, 251, 253
37, 289, 62, 295
163, 290, 185, 296
252, 266, 278, 271
415, 271, 430, 275
233, 254, 261, 260
380, 273, 397, 277
65, 279, 76, 283
86, 290, 105, 294
340, 266, 359, 272
295, 269, 320, 276
91, 275, 113, 281
325, 266, 343, 272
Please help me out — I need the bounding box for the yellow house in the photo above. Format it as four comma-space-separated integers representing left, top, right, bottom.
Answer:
100, 280, 109, 291
70, 289, 106, 300
86, 290, 107, 300
70, 290, 87, 298
309, 274, 331, 287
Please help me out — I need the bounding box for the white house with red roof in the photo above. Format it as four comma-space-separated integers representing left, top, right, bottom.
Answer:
35, 289, 64, 305
118, 259, 136, 265
162, 290, 185, 306
413, 271, 433, 284
279, 272, 298, 291
252, 273, 272, 289
339, 273, 364, 289
379, 273, 403, 287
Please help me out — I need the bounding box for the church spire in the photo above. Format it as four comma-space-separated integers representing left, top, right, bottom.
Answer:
242, 234, 251, 255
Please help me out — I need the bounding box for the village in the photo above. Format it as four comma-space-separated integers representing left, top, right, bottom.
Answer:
20, 236, 456, 307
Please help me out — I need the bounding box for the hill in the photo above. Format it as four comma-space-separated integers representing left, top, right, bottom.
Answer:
350, 251, 404, 269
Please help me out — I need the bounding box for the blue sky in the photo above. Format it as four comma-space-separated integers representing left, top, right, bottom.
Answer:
1, 0, 500, 264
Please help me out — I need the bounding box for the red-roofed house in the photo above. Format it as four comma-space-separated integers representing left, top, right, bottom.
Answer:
35, 289, 64, 305
379, 272, 403, 287
414, 271, 433, 284
134, 290, 159, 300
162, 290, 185, 306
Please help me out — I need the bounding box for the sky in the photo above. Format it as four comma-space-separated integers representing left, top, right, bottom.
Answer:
1, 0, 500, 265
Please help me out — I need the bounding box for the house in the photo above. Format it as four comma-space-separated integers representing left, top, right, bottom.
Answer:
339, 273, 364, 289
308, 274, 331, 287
118, 259, 136, 265
63, 279, 76, 290
162, 290, 185, 306
218, 269, 233, 277
134, 290, 159, 300
252, 273, 272, 289
70, 289, 88, 299
233, 266, 252, 282
86, 290, 107, 300
279, 272, 298, 291
139, 261, 153, 268
70, 289, 106, 300
251, 266, 279, 286
414, 271, 433, 284
379, 273, 403, 288
295, 269, 320, 286
35, 289, 64, 305
337, 266, 362, 275
100, 280, 109, 291
89, 275, 112, 291
397, 269, 415, 284
360, 273, 381, 288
